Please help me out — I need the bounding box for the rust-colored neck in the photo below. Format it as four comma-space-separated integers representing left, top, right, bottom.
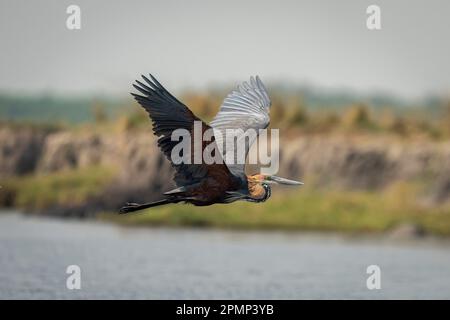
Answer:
247, 174, 266, 199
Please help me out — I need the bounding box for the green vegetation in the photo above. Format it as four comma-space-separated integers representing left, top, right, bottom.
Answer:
104, 184, 450, 236
4, 165, 449, 235
0, 166, 115, 210
0, 94, 127, 123
1, 90, 448, 139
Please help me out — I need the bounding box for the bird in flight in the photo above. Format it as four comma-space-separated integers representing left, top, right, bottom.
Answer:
120, 75, 303, 213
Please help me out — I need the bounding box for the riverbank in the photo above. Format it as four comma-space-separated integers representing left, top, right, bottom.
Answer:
3, 168, 450, 237
1, 120, 450, 236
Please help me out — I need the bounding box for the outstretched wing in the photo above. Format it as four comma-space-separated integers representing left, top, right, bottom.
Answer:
131, 74, 232, 187
210, 76, 271, 177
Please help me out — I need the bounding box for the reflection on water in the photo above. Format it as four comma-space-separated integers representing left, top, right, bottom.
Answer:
1, 211, 450, 299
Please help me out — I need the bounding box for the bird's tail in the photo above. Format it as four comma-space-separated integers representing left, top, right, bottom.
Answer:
119, 199, 173, 214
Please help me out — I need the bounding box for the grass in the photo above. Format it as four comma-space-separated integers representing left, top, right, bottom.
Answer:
0, 166, 115, 210
2, 165, 450, 236
104, 184, 450, 236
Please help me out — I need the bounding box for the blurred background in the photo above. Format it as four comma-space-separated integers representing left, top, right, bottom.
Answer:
1, 0, 450, 299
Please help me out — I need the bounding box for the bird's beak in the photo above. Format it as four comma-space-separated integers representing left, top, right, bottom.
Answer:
267, 176, 304, 186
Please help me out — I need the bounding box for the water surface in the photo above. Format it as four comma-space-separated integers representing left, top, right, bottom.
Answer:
1, 212, 450, 299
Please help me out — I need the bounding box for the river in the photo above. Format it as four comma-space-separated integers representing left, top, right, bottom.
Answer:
1, 211, 450, 299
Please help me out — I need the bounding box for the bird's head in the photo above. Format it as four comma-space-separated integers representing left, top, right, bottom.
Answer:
249, 174, 304, 186
247, 174, 303, 202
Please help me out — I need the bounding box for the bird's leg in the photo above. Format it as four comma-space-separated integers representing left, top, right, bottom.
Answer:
120, 202, 145, 214
119, 199, 172, 214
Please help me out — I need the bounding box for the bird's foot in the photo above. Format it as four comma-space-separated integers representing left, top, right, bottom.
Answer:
119, 202, 141, 214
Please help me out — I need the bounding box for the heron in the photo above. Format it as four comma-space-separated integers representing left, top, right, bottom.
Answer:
119, 74, 303, 214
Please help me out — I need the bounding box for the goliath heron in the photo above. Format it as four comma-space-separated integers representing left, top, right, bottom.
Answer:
119, 75, 303, 213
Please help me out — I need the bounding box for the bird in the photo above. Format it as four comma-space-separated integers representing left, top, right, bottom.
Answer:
119, 74, 303, 214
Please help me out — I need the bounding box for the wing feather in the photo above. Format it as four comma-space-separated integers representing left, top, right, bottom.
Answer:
210, 76, 271, 177
132, 74, 232, 187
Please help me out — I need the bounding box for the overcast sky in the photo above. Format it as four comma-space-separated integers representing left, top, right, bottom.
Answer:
0, 0, 449, 99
